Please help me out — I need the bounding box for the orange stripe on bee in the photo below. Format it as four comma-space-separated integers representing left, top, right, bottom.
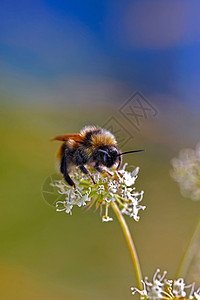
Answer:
91, 134, 117, 147
56, 143, 65, 159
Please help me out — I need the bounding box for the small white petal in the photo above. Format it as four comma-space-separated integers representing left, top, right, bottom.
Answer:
131, 167, 140, 177
102, 216, 113, 222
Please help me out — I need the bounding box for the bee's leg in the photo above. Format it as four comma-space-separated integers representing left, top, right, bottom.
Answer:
94, 163, 105, 173
60, 154, 66, 174
75, 149, 96, 184
64, 172, 76, 187
116, 154, 122, 170
95, 163, 112, 176
79, 165, 96, 184
104, 170, 112, 176
60, 155, 75, 187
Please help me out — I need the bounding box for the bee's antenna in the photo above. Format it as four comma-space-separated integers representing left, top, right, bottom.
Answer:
117, 149, 144, 156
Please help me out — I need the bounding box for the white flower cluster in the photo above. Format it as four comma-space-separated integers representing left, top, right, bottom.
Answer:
171, 143, 200, 200
51, 164, 145, 222
131, 269, 200, 300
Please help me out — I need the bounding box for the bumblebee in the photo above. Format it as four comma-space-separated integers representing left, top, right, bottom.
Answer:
51, 125, 143, 187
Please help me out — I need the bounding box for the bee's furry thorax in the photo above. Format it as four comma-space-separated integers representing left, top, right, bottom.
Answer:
80, 125, 117, 148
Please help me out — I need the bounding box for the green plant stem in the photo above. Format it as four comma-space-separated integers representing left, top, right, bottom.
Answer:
111, 201, 143, 290
176, 215, 200, 278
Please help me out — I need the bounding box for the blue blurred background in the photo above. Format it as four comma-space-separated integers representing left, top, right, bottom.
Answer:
1, 0, 200, 109
1, 1, 200, 299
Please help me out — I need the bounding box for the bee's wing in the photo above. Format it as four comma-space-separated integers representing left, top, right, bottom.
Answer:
50, 134, 85, 143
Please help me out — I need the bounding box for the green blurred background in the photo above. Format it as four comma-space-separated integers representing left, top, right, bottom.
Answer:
1, 1, 200, 299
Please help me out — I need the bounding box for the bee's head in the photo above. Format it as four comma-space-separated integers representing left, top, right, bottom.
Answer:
97, 146, 120, 168
96, 146, 144, 170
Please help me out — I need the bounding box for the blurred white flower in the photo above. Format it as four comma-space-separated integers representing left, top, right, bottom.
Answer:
131, 269, 198, 300
51, 164, 145, 222
171, 143, 200, 200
